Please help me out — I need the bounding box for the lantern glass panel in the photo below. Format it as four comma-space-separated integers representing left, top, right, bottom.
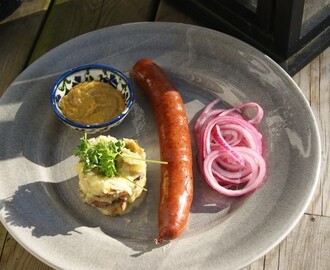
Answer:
301, 0, 330, 36
234, 0, 257, 11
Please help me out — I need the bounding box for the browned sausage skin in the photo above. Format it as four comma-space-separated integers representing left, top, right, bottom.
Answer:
132, 59, 193, 243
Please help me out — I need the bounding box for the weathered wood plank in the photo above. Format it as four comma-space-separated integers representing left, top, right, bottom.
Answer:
156, 0, 203, 25
0, 233, 53, 270
263, 246, 280, 270
29, 0, 159, 63
29, 0, 103, 63
318, 46, 330, 217
242, 256, 265, 270
0, 223, 7, 255
309, 53, 323, 216
98, 0, 159, 26
293, 56, 323, 216
293, 46, 330, 217
243, 213, 330, 270
278, 214, 330, 270
0, 0, 52, 96
0, 0, 50, 24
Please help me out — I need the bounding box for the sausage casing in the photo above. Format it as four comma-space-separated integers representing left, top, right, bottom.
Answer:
132, 59, 193, 242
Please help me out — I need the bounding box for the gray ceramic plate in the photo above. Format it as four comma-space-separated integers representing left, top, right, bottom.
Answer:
0, 22, 321, 270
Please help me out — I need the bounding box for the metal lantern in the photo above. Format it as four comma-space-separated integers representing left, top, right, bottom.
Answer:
174, 0, 330, 75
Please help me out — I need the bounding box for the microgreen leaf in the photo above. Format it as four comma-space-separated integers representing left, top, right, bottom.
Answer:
75, 133, 125, 178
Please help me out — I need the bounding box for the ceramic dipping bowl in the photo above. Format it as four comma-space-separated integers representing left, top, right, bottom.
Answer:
50, 64, 134, 133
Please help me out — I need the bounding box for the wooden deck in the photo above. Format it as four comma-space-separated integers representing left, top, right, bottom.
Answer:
0, 0, 329, 269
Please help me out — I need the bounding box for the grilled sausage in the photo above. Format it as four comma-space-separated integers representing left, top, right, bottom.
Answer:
132, 59, 193, 243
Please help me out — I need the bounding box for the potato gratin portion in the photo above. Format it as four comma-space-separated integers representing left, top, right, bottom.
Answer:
76, 135, 147, 216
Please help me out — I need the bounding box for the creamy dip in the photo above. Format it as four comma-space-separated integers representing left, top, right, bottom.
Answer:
59, 81, 125, 124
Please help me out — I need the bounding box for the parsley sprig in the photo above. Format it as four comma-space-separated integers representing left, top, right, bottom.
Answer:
75, 133, 124, 178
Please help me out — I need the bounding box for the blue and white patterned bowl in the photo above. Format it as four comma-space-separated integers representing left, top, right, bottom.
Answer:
50, 64, 134, 133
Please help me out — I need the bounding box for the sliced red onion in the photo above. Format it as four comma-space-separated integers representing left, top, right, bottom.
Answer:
195, 100, 266, 196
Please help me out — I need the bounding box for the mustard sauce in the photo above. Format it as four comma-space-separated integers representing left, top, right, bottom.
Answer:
59, 81, 125, 125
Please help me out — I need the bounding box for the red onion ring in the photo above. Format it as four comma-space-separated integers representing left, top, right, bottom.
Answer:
195, 100, 266, 196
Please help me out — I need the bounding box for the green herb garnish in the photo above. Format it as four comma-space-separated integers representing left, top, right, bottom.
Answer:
75, 133, 125, 178
75, 134, 168, 191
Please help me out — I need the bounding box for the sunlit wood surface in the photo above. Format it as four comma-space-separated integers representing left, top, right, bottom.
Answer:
0, 1, 329, 269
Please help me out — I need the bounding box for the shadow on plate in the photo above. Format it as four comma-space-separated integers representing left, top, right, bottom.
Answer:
0, 177, 161, 255
0, 169, 248, 256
